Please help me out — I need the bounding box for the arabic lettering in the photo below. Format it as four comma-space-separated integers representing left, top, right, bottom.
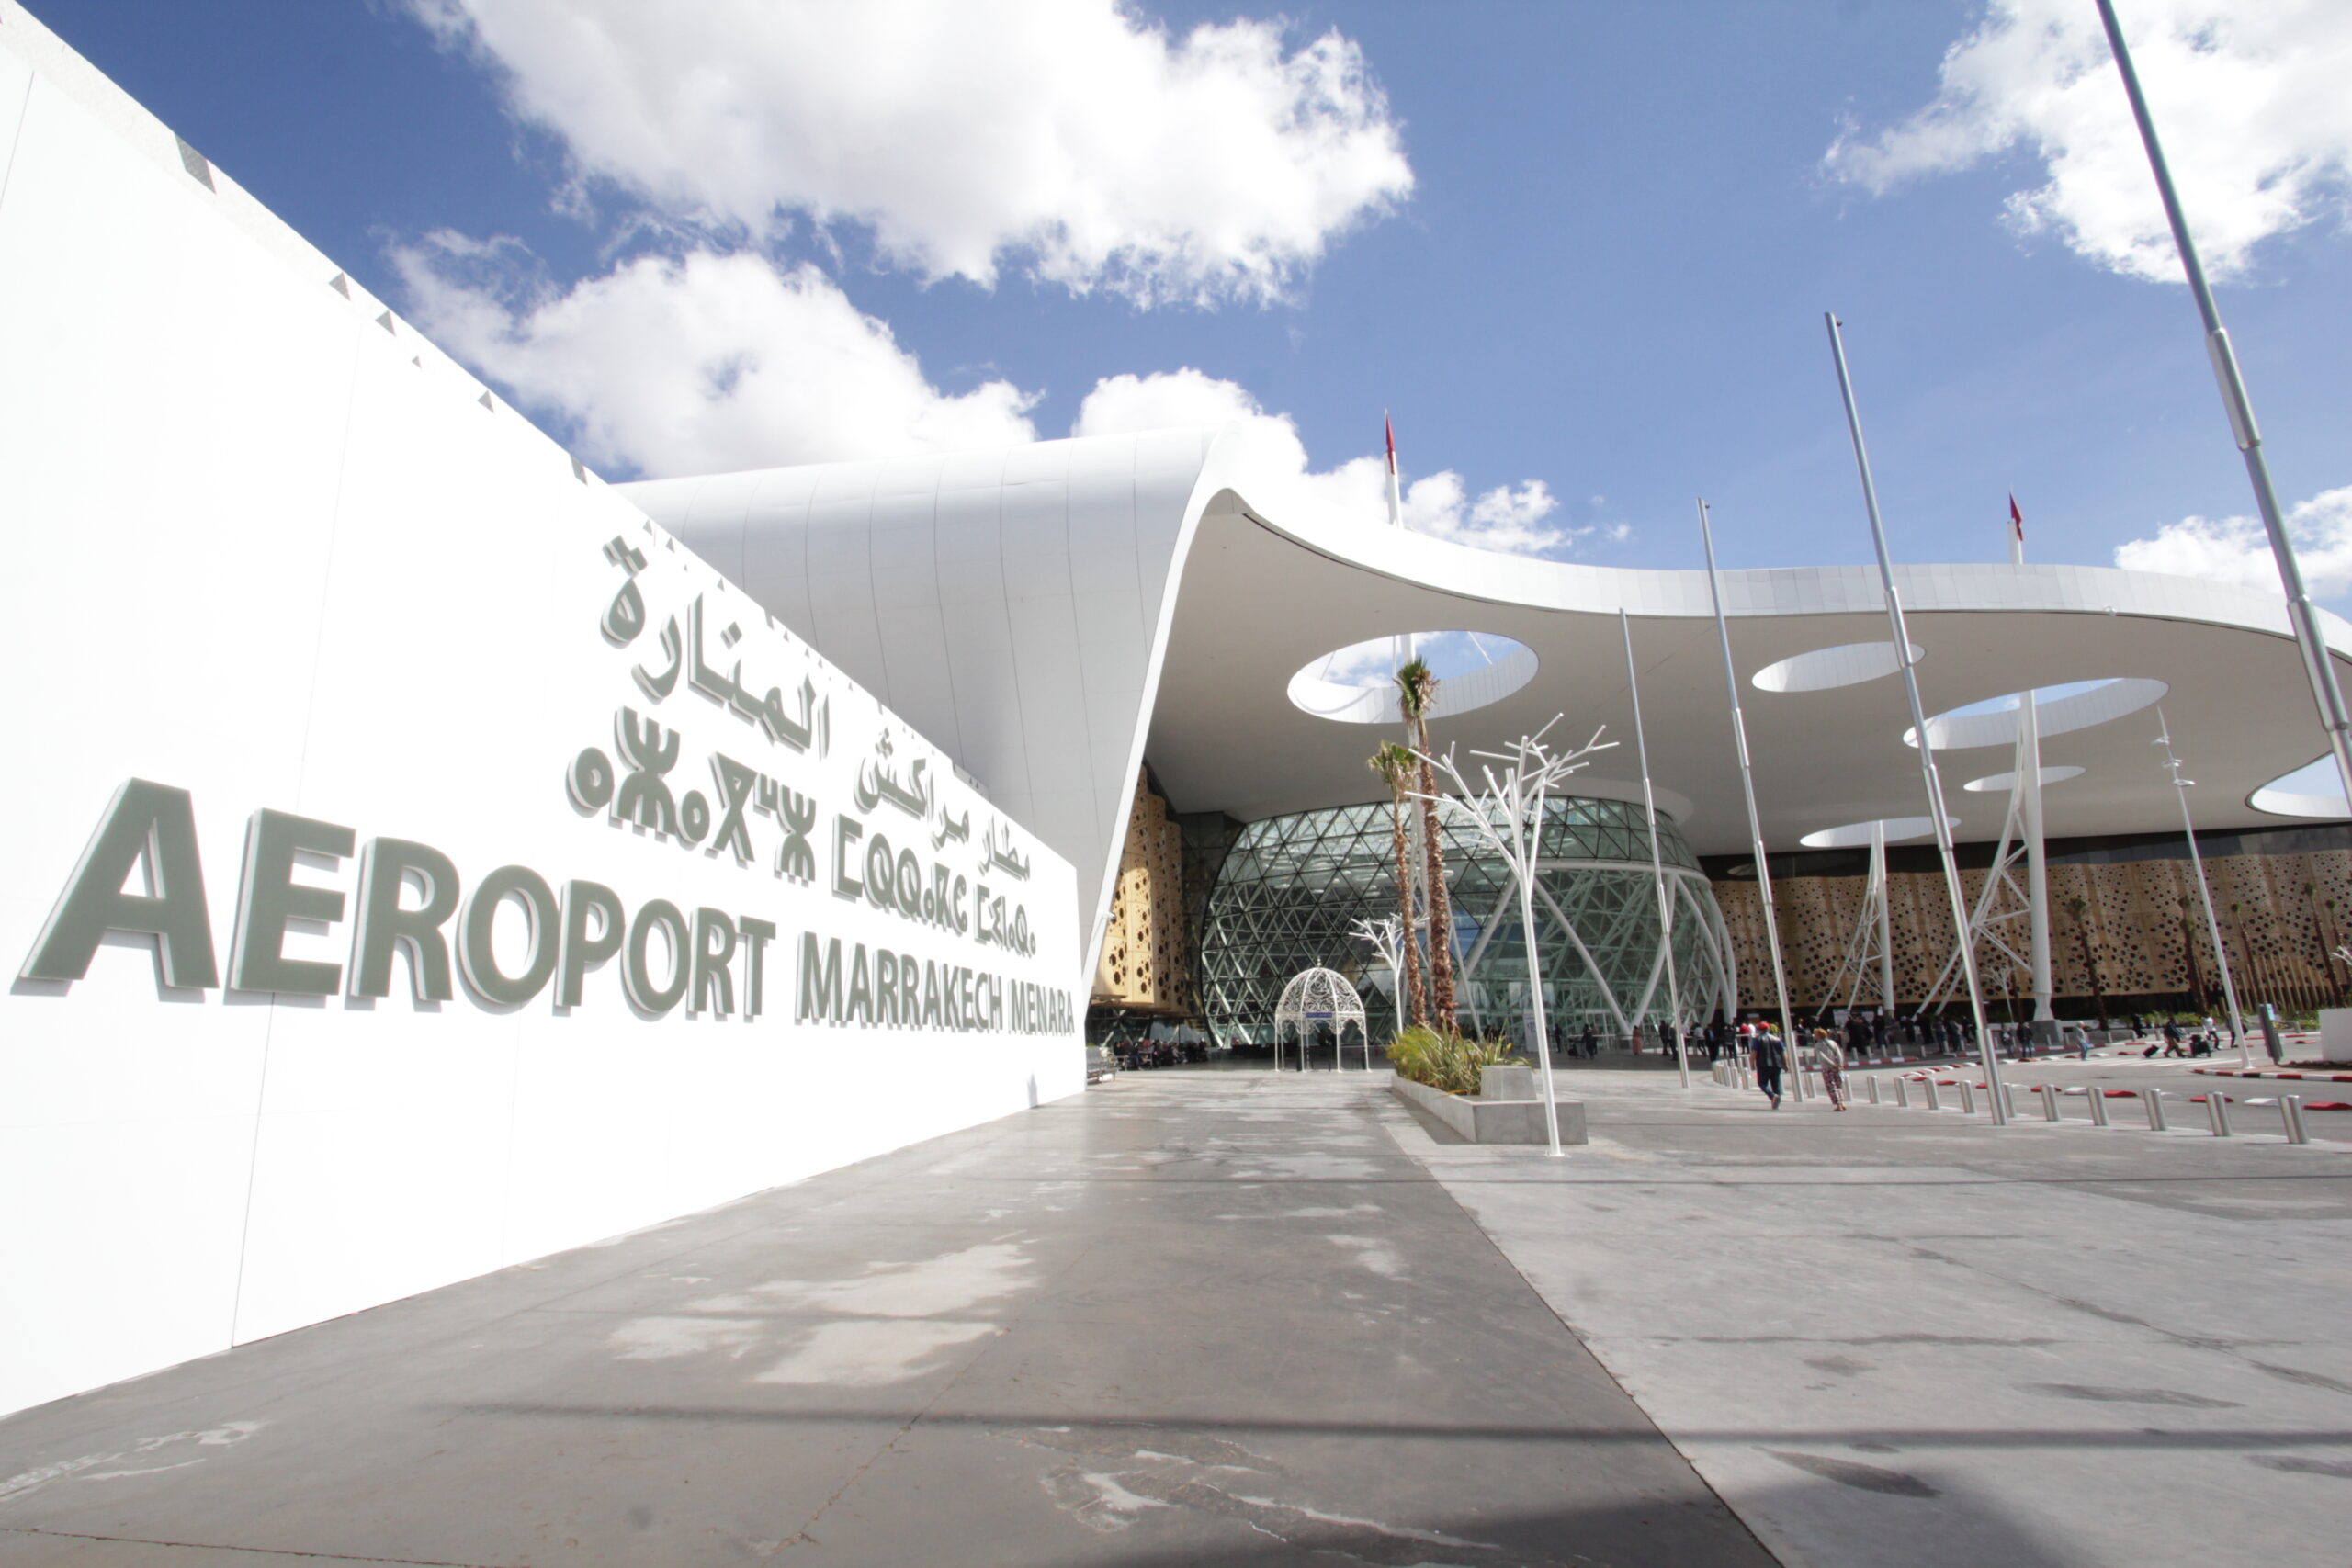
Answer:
854, 732, 933, 820
633, 615, 682, 701
978, 816, 1032, 882
664, 592, 826, 756
601, 536, 647, 646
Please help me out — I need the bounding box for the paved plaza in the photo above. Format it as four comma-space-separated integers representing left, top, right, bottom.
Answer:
3, 1067, 2348, 1567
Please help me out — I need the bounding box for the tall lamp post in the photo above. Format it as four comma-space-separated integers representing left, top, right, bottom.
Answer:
1826, 314, 2008, 1122
2154, 710, 2250, 1067
2096, 0, 2352, 811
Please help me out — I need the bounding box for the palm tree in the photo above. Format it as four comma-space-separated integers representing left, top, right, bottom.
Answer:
1396, 659, 1456, 1031
2323, 895, 2348, 1005
2177, 896, 2208, 1012
1369, 742, 1427, 1030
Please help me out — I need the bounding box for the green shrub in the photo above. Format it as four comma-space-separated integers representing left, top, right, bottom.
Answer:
1386, 1025, 1518, 1096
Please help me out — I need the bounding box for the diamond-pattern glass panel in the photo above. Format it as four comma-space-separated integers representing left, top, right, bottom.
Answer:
1199, 795, 1735, 1044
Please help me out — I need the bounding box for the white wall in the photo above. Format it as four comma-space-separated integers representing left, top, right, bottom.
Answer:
621, 431, 1254, 980
0, 6, 1080, 1420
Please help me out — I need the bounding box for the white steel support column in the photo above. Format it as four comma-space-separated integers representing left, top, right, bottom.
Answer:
2097, 0, 2352, 814
1871, 819, 1896, 1015
1826, 313, 2007, 1122
1622, 611, 1690, 1088
2156, 709, 2250, 1067
2020, 693, 2054, 1028
2011, 525, 2054, 1031
1699, 501, 1802, 1097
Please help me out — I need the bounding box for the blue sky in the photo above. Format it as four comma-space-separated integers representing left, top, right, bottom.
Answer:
28, 0, 2352, 588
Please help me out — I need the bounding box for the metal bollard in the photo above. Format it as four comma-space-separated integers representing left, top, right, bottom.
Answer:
1867, 1076, 1883, 1105
1923, 1079, 1940, 1111
2087, 1088, 2109, 1127
2282, 1095, 2310, 1145
1958, 1079, 1976, 1115
1894, 1077, 1910, 1107
2143, 1089, 2167, 1132
2039, 1084, 2060, 1122
2206, 1091, 2231, 1137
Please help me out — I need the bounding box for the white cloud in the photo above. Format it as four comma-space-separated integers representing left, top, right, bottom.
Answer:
1826, 0, 2352, 280
408, 0, 1412, 305
2113, 484, 2352, 595
1073, 368, 1586, 558
393, 238, 1037, 475
391, 266, 1577, 555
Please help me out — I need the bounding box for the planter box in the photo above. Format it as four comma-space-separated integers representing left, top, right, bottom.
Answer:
1389, 1074, 1588, 1145
2321, 1009, 2352, 1065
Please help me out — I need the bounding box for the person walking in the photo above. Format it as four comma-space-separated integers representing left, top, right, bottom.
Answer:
1808, 1027, 1848, 1111
1751, 1025, 1788, 1110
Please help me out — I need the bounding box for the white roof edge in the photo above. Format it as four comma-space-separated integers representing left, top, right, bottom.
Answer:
622, 425, 2346, 655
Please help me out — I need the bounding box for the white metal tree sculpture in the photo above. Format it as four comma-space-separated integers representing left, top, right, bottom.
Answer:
1350, 915, 1406, 1042
1417, 717, 1618, 1158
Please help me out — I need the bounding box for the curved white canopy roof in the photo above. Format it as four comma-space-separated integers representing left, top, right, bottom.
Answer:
622, 423, 2352, 976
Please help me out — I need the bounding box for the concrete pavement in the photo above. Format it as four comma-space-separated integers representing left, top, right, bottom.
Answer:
0, 1072, 1769, 1568
5, 1065, 2347, 1566
1412, 1067, 2352, 1567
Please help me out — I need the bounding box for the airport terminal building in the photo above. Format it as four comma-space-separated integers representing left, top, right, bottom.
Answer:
628, 438, 2352, 1050
4, 0, 2348, 1418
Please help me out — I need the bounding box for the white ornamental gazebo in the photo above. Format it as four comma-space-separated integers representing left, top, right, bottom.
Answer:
1272, 967, 1371, 1072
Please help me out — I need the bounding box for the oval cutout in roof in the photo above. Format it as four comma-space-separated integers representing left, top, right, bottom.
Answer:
1288, 631, 1537, 726
1798, 815, 1955, 850
2249, 756, 2352, 820
1903, 678, 2166, 750
1753, 641, 1921, 694
1962, 766, 2086, 793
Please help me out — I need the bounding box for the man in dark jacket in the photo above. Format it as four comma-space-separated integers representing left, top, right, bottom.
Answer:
1751, 1026, 1788, 1109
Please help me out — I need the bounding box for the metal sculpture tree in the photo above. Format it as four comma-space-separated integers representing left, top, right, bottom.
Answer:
1418, 717, 1617, 1158
1350, 914, 1406, 1043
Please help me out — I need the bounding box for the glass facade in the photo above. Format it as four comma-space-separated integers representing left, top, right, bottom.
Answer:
1198, 795, 1735, 1046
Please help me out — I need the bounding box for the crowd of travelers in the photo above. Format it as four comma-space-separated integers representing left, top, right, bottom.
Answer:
1099, 1006, 2250, 1083
1107, 1038, 1213, 1070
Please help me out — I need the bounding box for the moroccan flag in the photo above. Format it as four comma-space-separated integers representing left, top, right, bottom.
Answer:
2009, 491, 2024, 544
1385, 415, 1398, 479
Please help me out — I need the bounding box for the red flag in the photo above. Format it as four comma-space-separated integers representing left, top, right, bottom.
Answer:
1385, 413, 1398, 478
2008, 491, 2024, 543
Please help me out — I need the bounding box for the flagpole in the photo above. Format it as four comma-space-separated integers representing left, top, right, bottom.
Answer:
1698, 501, 1802, 1098
1385, 412, 1414, 673
2010, 498, 2055, 1041
1622, 610, 1690, 1088
1826, 313, 2007, 1122
2096, 0, 2352, 815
